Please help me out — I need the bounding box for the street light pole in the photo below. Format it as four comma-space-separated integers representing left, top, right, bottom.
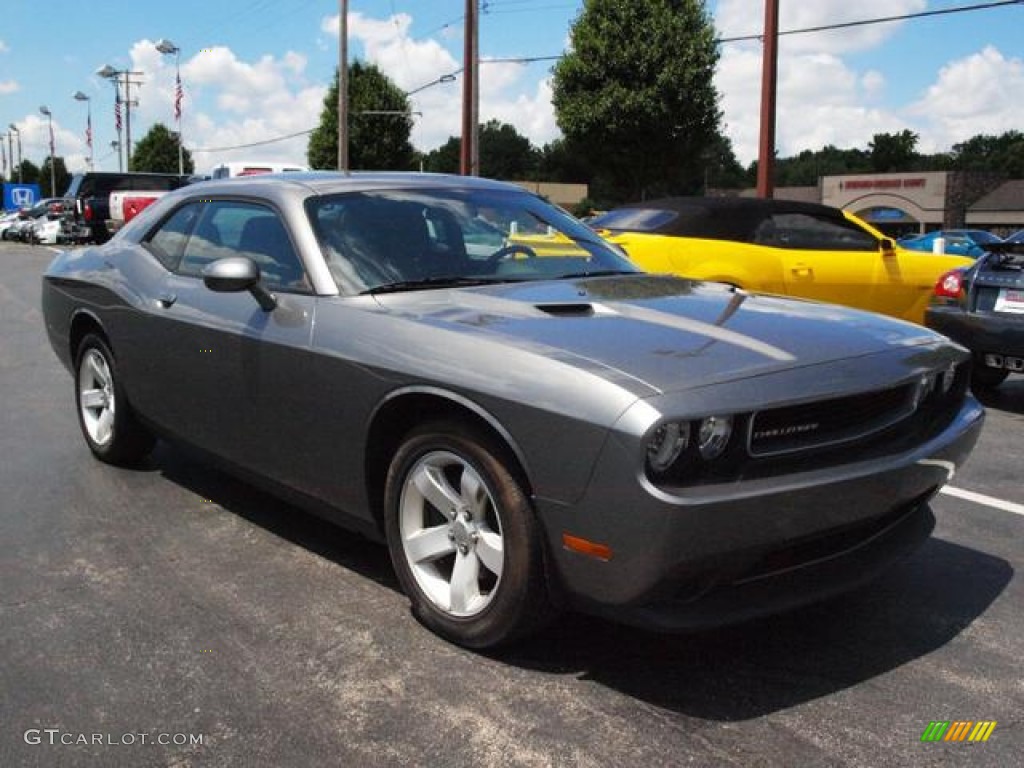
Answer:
9, 124, 22, 182
39, 106, 56, 197
156, 39, 184, 175
73, 91, 94, 170
97, 65, 143, 170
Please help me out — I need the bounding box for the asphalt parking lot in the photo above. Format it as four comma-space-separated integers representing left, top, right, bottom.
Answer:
1, 241, 1021, 767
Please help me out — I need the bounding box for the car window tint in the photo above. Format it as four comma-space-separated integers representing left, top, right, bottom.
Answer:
762, 212, 877, 252
588, 208, 678, 232
145, 203, 201, 271
178, 201, 310, 293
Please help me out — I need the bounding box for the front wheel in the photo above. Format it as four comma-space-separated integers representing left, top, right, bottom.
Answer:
74, 333, 155, 465
384, 422, 554, 648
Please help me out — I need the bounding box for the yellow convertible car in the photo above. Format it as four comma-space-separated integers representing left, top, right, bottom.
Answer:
590, 197, 973, 324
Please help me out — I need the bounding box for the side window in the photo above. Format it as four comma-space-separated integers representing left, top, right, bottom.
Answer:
178, 201, 310, 292
144, 203, 201, 271
767, 213, 877, 252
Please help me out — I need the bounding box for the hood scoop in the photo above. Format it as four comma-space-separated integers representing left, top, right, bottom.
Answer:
535, 302, 598, 317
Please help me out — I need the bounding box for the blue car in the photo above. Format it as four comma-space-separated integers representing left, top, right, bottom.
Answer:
899, 229, 1003, 258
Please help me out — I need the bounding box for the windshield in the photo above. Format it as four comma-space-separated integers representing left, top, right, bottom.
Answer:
306, 187, 638, 294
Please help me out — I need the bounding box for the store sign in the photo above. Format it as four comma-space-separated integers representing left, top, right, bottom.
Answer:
840, 178, 926, 190
3, 183, 41, 210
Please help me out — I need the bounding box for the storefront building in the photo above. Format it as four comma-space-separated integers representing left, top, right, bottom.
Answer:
735, 171, 1024, 239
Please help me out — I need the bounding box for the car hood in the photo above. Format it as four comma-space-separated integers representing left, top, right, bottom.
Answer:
373, 274, 939, 396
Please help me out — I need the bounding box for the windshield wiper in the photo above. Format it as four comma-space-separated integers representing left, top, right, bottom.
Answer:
362, 276, 511, 295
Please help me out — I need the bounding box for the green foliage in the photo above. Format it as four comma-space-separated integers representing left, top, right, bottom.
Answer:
478, 120, 539, 179
422, 137, 460, 174
869, 130, 919, 172
129, 123, 194, 174
13, 159, 40, 186
422, 121, 540, 179
552, 0, 722, 202
39, 157, 71, 197
951, 131, 1024, 176
308, 62, 416, 171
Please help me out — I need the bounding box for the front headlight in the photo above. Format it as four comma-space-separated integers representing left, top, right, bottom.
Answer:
697, 415, 733, 460
646, 421, 689, 473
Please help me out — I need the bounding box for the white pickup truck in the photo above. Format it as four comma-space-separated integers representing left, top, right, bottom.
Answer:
106, 190, 170, 233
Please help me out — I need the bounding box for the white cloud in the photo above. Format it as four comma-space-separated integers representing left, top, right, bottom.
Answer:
324, 11, 560, 153
716, 0, 927, 55
107, 39, 327, 173
715, 0, 934, 165
906, 46, 1024, 153
0, 79, 18, 95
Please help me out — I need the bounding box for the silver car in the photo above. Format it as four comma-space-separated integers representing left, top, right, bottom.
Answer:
42, 172, 984, 648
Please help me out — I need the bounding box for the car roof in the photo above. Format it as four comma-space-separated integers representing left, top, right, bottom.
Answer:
605, 196, 854, 241
183, 170, 523, 198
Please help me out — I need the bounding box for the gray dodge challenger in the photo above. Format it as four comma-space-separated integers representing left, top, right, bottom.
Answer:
41, 172, 984, 648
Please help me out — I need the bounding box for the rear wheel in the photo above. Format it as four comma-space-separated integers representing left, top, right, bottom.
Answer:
384, 421, 554, 648
74, 333, 155, 465
971, 361, 1009, 390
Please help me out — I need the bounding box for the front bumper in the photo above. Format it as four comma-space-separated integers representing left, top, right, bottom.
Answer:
536, 394, 984, 631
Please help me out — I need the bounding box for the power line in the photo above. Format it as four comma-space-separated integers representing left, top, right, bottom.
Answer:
188, 0, 1022, 155
190, 128, 314, 153
718, 0, 1023, 43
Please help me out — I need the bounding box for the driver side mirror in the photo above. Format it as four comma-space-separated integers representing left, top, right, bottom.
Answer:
880, 237, 897, 257
202, 257, 277, 311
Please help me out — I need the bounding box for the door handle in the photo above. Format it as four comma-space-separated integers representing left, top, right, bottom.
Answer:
157, 292, 177, 308
790, 265, 812, 278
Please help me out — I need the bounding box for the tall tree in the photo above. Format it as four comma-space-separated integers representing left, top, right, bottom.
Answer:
552, 0, 722, 202
308, 61, 416, 171
478, 120, 539, 179
423, 121, 540, 179
40, 157, 71, 197
422, 137, 460, 174
950, 130, 1024, 176
868, 130, 919, 173
129, 123, 194, 174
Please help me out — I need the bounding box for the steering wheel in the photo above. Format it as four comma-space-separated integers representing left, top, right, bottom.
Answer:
486, 243, 539, 265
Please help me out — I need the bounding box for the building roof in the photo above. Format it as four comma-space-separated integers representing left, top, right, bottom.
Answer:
969, 179, 1024, 212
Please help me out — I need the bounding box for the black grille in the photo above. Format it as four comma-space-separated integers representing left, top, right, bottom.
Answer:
748, 383, 915, 457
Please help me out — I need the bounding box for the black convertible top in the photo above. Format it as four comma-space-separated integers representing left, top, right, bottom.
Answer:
590, 196, 854, 244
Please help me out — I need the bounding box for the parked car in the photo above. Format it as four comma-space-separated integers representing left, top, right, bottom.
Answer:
899, 229, 1003, 258
0, 210, 22, 239
42, 172, 983, 649
63, 171, 192, 243
589, 197, 974, 324
5, 198, 68, 242
1005, 230, 1023, 243
925, 241, 1024, 389
210, 161, 308, 179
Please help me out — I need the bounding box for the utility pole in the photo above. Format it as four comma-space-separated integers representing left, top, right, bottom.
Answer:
460, 0, 479, 175
756, 0, 779, 198
338, 0, 349, 172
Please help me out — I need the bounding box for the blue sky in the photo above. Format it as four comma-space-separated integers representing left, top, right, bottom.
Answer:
1, 0, 1022, 176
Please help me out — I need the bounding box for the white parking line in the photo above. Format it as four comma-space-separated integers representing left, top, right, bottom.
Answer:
940, 485, 1024, 516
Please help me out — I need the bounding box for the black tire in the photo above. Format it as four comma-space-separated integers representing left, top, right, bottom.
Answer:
384, 421, 555, 649
971, 361, 1009, 390
74, 333, 155, 465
